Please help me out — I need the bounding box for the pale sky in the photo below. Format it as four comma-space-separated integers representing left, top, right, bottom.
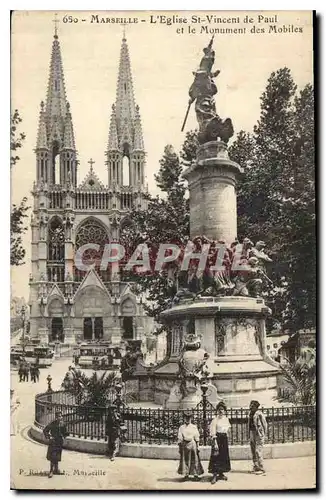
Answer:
11, 10, 313, 300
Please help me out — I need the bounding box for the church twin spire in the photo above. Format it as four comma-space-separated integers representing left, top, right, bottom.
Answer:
36, 20, 145, 189
106, 35, 146, 187
108, 35, 144, 153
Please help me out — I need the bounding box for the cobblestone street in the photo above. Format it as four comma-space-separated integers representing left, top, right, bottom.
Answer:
10, 359, 316, 491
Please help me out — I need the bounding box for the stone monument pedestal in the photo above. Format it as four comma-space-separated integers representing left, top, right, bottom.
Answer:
154, 296, 279, 408
166, 380, 220, 409
183, 140, 242, 243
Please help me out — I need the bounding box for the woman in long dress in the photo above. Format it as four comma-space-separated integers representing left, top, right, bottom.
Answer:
177, 411, 204, 481
208, 401, 231, 484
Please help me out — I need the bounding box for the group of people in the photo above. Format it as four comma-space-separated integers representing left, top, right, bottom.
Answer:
42, 399, 267, 482
177, 400, 267, 483
18, 359, 40, 383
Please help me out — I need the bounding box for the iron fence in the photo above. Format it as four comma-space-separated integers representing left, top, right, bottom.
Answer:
34, 391, 316, 446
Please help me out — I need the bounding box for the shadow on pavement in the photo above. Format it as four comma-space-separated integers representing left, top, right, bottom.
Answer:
157, 475, 210, 483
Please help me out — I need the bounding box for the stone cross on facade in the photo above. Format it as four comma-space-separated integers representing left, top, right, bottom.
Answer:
88, 158, 95, 173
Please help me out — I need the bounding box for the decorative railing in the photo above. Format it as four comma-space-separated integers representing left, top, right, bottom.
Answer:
75, 191, 110, 210
49, 190, 63, 209
34, 391, 316, 446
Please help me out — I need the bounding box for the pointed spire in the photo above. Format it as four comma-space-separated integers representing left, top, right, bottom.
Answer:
115, 35, 136, 141
63, 102, 76, 149
108, 104, 119, 150
35, 21, 77, 186
107, 36, 145, 153
134, 104, 144, 150
36, 101, 48, 149
45, 28, 67, 124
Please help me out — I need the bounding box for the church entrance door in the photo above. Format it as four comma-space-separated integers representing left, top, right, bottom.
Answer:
83, 317, 104, 340
94, 317, 103, 340
51, 318, 64, 342
122, 317, 133, 340
83, 317, 92, 340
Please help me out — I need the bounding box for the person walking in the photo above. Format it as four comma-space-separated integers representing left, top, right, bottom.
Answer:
30, 365, 36, 383
248, 400, 268, 474
34, 364, 40, 382
105, 405, 121, 461
43, 410, 69, 478
208, 401, 231, 484
18, 361, 24, 383
177, 411, 204, 481
23, 362, 30, 382
10, 391, 21, 436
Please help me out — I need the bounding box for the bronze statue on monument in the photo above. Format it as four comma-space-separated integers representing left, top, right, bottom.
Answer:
182, 37, 234, 145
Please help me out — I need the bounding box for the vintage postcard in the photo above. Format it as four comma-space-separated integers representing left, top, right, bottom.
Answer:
10, 10, 316, 490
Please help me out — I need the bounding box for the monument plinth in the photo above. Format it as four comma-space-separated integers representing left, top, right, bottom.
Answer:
184, 141, 242, 243
157, 296, 279, 408
152, 37, 279, 409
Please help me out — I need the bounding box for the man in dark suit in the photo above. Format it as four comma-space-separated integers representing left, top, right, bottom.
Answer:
43, 410, 69, 478
105, 405, 121, 461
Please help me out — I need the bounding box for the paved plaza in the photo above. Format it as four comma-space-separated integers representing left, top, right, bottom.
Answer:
10, 358, 316, 491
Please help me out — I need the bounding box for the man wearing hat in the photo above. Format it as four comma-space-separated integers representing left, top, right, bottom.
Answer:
43, 410, 69, 478
248, 400, 268, 474
105, 405, 121, 461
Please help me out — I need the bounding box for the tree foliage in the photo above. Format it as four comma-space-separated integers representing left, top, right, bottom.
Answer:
11, 197, 30, 266
10, 109, 26, 168
230, 69, 315, 333
61, 368, 118, 408
11, 110, 30, 266
279, 346, 316, 405
120, 136, 195, 323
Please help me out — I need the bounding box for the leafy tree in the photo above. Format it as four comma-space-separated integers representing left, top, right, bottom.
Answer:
230, 70, 315, 333
279, 346, 316, 405
10, 110, 29, 266
62, 368, 118, 411
120, 134, 196, 323
11, 197, 29, 266
10, 109, 26, 168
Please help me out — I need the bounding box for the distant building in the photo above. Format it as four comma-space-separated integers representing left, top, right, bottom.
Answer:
279, 329, 316, 363
266, 331, 289, 362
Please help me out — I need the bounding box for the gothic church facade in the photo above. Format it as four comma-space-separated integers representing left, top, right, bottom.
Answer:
28, 27, 153, 346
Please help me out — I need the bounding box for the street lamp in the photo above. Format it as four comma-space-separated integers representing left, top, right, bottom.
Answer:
46, 374, 53, 392
21, 305, 26, 354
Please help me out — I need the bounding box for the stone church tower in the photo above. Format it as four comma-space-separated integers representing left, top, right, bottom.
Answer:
28, 27, 152, 346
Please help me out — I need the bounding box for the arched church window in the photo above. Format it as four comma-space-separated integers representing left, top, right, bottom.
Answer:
47, 217, 65, 282
48, 217, 65, 262
75, 219, 110, 282
122, 156, 130, 186
52, 141, 60, 184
